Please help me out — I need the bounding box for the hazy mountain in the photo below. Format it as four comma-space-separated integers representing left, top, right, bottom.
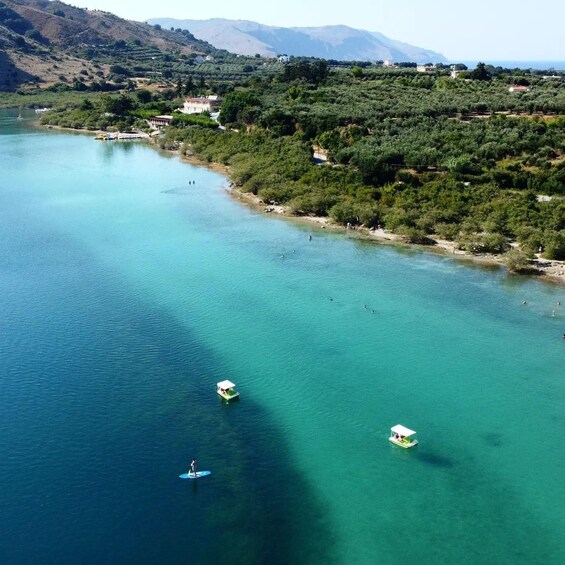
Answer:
148, 18, 447, 63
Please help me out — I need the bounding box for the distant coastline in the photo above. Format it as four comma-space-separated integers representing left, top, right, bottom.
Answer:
454, 60, 565, 71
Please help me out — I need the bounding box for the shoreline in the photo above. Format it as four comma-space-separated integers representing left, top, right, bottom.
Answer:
39, 123, 565, 285
228, 180, 565, 285
175, 140, 565, 285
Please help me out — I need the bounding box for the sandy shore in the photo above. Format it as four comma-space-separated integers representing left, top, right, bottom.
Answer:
229, 184, 565, 285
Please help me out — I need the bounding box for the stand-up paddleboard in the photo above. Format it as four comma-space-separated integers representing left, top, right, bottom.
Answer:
179, 471, 211, 479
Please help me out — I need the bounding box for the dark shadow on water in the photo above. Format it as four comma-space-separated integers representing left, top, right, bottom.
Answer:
480, 432, 504, 447
161, 187, 193, 195
414, 450, 455, 468
0, 210, 336, 565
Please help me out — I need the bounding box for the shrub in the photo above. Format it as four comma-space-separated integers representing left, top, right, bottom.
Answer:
542, 230, 565, 260
382, 208, 416, 230
504, 249, 537, 274
329, 199, 363, 225
457, 233, 510, 254
289, 192, 335, 216
433, 223, 460, 241
25, 29, 45, 43
396, 226, 436, 245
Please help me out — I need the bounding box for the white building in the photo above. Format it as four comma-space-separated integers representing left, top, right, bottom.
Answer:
147, 115, 173, 128
181, 97, 220, 114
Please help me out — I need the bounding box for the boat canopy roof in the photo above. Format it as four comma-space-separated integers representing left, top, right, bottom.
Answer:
217, 380, 236, 389
391, 424, 417, 437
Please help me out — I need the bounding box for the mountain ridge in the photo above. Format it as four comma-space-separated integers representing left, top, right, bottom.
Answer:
148, 18, 447, 63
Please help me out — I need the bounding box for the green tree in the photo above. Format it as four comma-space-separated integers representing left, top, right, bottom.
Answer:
219, 91, 260, 125
542, 231, 565, 260
184, 75, 195, 95
175, 77, 183, 97
101, 94, 134, 116
504, 249, 535, 273
470, 62, 491, 81
351, 66, 364, 79
136, 89, 152, 104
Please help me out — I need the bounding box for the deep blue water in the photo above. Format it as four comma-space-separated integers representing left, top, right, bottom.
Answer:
0, 110, 564, 564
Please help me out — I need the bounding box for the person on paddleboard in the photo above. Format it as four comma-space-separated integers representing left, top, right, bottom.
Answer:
189, 459, 197, 476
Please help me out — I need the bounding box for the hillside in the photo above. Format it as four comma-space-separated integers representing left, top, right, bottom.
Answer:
0, 0, 213, 90
147, 18, 447, 63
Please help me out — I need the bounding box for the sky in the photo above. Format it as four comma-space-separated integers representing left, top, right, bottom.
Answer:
67, 0, 565, 61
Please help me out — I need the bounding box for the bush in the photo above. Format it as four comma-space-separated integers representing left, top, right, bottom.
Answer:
433, 222, 460, 241
382, 208, 416, 230
504, 249, 537, 274
24, 29, 45, 43
329, 199, 363, 225
172, 113, 218, 128
457, 233, 510, 254
257, 181, 294, 203
396, 226, 436, 245
542, 231, 565, 260
515, 226, 543, 254
396, 170, 421, 186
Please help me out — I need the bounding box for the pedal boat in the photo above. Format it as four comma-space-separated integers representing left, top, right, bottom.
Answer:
217, 380, 239, 401
389, 424, 418, 448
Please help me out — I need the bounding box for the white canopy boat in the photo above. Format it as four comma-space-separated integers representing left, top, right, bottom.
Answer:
389, 424, 418, 448
216, 379, 239, 401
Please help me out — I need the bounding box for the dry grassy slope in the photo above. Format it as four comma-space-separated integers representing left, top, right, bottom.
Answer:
1, 48, 105, 89
0, 18, 104, 90
3, 0, 199, 50
0, 0, 212, 90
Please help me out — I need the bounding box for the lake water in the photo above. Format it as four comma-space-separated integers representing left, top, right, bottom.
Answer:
1, 110, 563, 564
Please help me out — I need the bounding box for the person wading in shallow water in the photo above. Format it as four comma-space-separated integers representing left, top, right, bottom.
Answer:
189, 459, 197, 476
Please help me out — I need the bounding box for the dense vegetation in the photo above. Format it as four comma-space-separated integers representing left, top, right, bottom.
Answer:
21, 58, 565, 263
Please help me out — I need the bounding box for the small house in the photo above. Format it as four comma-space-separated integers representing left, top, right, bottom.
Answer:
147, 115, 173, 128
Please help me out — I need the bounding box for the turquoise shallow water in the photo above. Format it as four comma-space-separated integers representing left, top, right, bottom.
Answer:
0, 110, 564, 564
